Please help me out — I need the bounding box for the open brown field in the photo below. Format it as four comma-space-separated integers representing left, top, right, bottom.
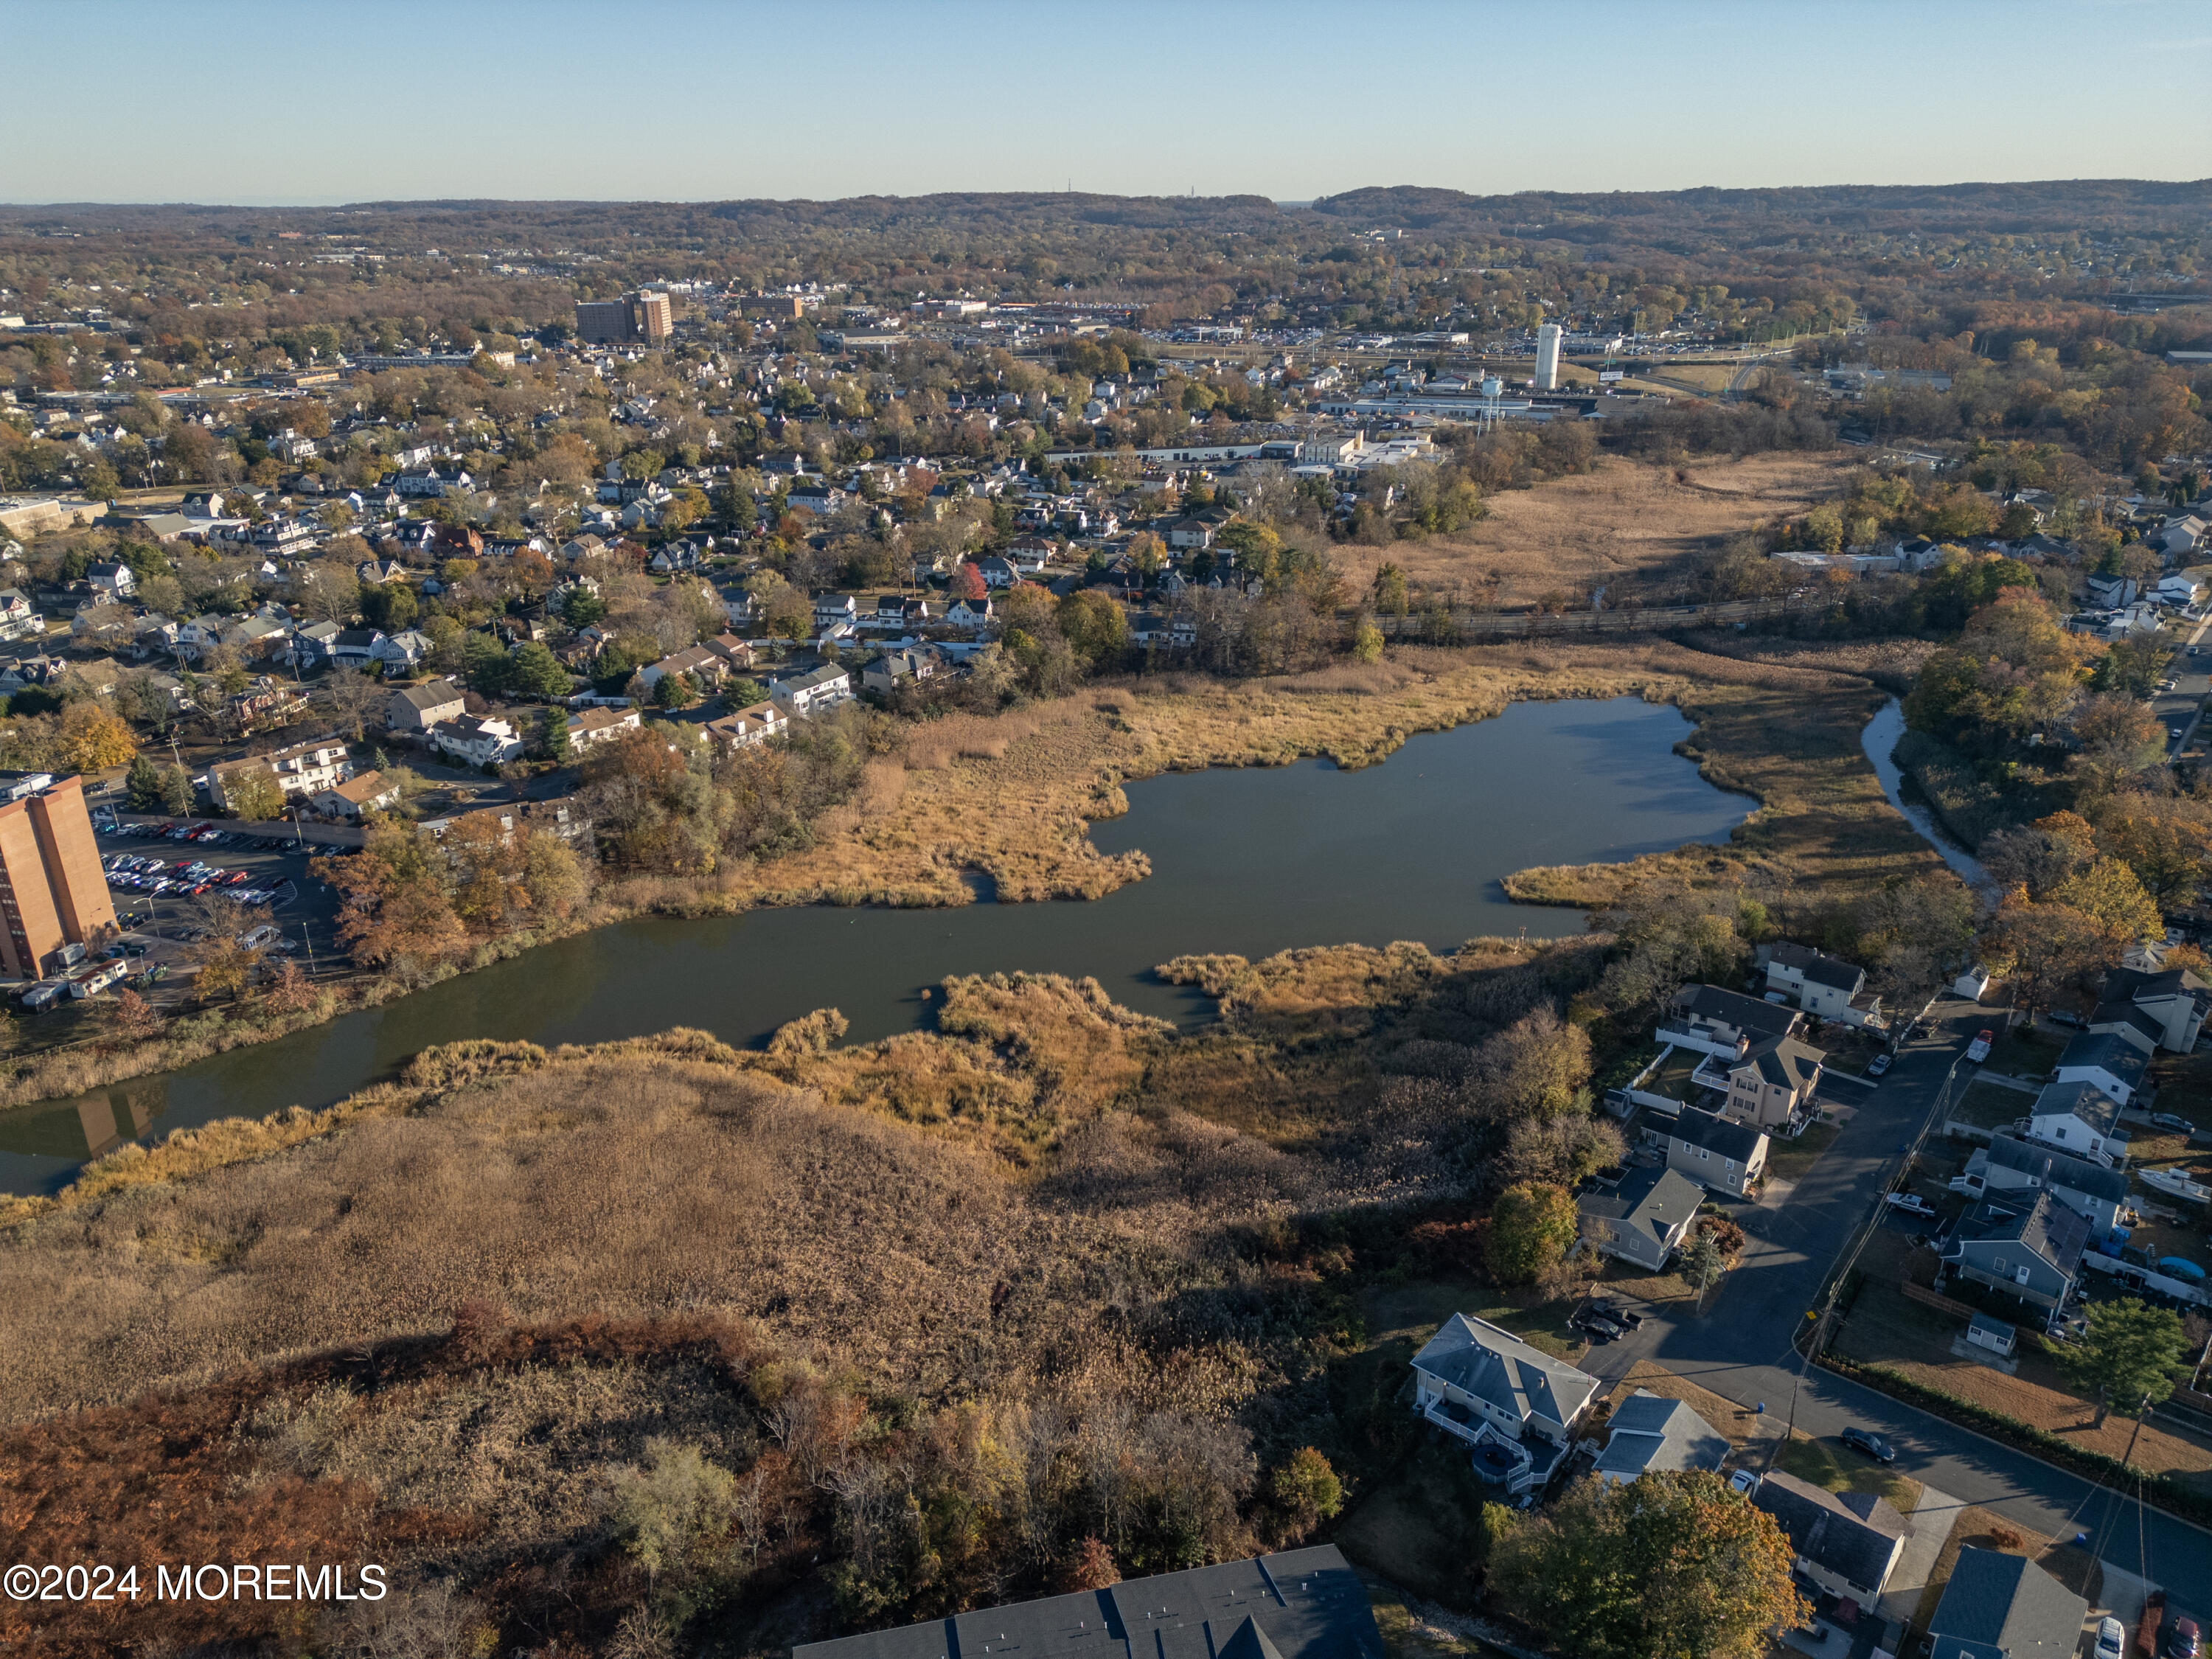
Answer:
1335, 453, 1856, 607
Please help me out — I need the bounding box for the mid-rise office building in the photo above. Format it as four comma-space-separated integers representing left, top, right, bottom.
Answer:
0, 772, 116, 978
574, 291, 674, 345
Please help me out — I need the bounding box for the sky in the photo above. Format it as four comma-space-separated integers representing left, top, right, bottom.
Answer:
4, 0, 2208, 206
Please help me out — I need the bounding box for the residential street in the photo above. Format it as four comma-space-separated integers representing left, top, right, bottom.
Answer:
1578, 994, 2209, 1587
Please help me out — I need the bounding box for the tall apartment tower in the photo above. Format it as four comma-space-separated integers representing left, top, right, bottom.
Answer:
574, 291, 675, 345
1534, 324, 1563, 392
0, 773, 116, 978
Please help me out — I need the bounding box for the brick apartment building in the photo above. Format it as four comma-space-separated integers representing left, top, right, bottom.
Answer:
574, 291, 673, 344
0, 773, 117, 978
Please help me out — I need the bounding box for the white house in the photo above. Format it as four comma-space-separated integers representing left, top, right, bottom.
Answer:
1764, 942, 1880, 1026
2050, 1032, 2146, 1107
566, 704, 641, 750
770, 662, 854, 717
2024, 1080, 2126, 1166
431, 714, 524, 768
1409, 1314, 1599, 1496
704, 700, 789, 749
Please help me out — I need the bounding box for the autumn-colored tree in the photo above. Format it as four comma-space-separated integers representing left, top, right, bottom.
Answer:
315, 820, 467, 967
261, 959, 318, 1015
1062, 1537, 1121, 1592
103, 987, 162, 1044
1488, 1183, 1580, 1285
1057, 589, 1129, 664
222, 765, 286, 822
60, 703, 137, 773
1268, 1448, 1343, 1544
2094, 801, 2212, 908
2049, 855, 2163, 942
1489, 1472, 1806, 1659
950, 560, 989, 602
1979, 896, 2108, 1020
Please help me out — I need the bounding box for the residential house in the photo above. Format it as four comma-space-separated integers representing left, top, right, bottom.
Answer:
430, 714, 524, 768
2051, 1031, 2147, 1107
1662, 984, 1804, 1057
357, 557, 408, 585
1926, 1548, 2087, 1659
2023, 1080, 2126, 1165
1166, 515, 1217, 550
1952, 1133, 2129, 1235
287, 619, 342, 668
811, 592, 860, 633
207, 735, 352, 811
1648, 1107, 1768, 1197
566, 704, 641, 751
792, 1545, 1382, 1659
0, 588, 38, 641
1576, 1166, 1702, 1270
1764, 942, 1880, 1026
1750, 1470, 1907, 1604
2087, 994, 2165, 1056
1940, 1190, 2092, 1314
387, 680, 466, 731
1708, 1033, 1826, 1132
372, 630, 433, 672
771, 662, 855, 717
942, 596, 993, 632
976, 554, 1018, 589
636, 644, 729, 695
327, 628, 387, 670
704, 700, 789, 750
310, 770, 400, 821
86, 560, 136, 600
706, 632, 755, 669
861, 647, 943, 698
2101, 964, 2210, 1051
1409, 1314, 1600, 1495
1592, 1391, 1729, 1486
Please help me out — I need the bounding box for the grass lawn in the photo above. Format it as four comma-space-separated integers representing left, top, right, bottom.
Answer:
1832, 1281, 2212, 1486
1648, 1047, 1705, 1105
1948, 1077, 2031, 1132
1983, 1025, 2060, 1079
1774, 1428, 1924, 1514
1765, 1119, 1840, 1185
1362, 1575, 1514, 1659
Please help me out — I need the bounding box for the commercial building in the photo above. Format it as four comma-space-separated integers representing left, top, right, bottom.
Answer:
1534, 323, 1563, 390
574, 291, 674, 345
0, 772, 118, 978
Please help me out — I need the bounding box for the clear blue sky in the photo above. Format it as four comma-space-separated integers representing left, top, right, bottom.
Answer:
4, 0, 2207, 205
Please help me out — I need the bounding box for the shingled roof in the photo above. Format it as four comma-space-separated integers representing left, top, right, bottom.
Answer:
1752, 1470, 1907, 1594
1927, 1548, 2087, 1659
791, 1546, 1382, 1659
1411, 1314, 1600, 1434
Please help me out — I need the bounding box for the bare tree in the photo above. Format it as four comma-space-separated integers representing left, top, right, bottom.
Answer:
319, 668, 386, 741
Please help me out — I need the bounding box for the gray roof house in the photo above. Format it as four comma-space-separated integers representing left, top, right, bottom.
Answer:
387, 679, 467, 731
792, 1545, 1383, 1659
1941, 1190, 2092, 1314
2024, 1079, 2127, 1166
1592, 1391, 1729, 1486
1926, 1547, 2087, 1659
1410, 1314, 1599, 1495
1664, 984, 1804, 1054
2087, 995, 2164, 1057
1576, 1166, 1702, 1270
2051, 1032, 2148, 1106
1750, 1470, 1908, 1603
1765, 942, 1879, 1025
1959, 1133, 2129, 1234
1649, 1107, 1769, 1197
2102, 964, 2211, 1052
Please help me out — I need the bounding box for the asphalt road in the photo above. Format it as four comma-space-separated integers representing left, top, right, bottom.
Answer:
2158, 612, 2212, 762
1577, 997, 2208, 1586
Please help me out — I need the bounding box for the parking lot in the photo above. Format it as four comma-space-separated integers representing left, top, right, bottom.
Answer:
94, 818, 349, 996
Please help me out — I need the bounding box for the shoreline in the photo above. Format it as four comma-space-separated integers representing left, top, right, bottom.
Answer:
0, 635, 1935, 1162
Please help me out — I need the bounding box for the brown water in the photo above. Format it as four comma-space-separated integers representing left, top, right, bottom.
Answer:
0, 698, 1750, 1193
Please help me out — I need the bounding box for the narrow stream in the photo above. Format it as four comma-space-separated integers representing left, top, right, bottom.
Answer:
0, 697, 1757, 1193
1860, 698, 1994, 891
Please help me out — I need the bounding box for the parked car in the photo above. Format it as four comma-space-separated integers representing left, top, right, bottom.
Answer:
2151, 1113, 2198, 1135
2171, 1618, 2201, 1659
1580, 1312, 1627, 1340
1885, 1192, 1936, 1218
1728, 1469, 1759, 1495
1866, 1054, 1892, 1078
2096, 1618, 2126, 1659
1966, 1029, 1993, 1062
1838, 1426, 1895, 1462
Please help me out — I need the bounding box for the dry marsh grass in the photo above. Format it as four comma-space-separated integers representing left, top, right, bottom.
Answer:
1336, 453, 1857, 604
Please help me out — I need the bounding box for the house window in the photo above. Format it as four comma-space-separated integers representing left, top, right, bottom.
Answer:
2052, 1127, 2066, 1140
1993, 1256, 2007, 1272
1698, 1147, 1709, 1161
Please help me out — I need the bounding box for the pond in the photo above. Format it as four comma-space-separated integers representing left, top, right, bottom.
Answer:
0, 696, 1754, 1194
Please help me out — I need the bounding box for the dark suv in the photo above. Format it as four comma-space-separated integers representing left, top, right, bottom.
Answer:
1839, 1427, 1896, 1463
